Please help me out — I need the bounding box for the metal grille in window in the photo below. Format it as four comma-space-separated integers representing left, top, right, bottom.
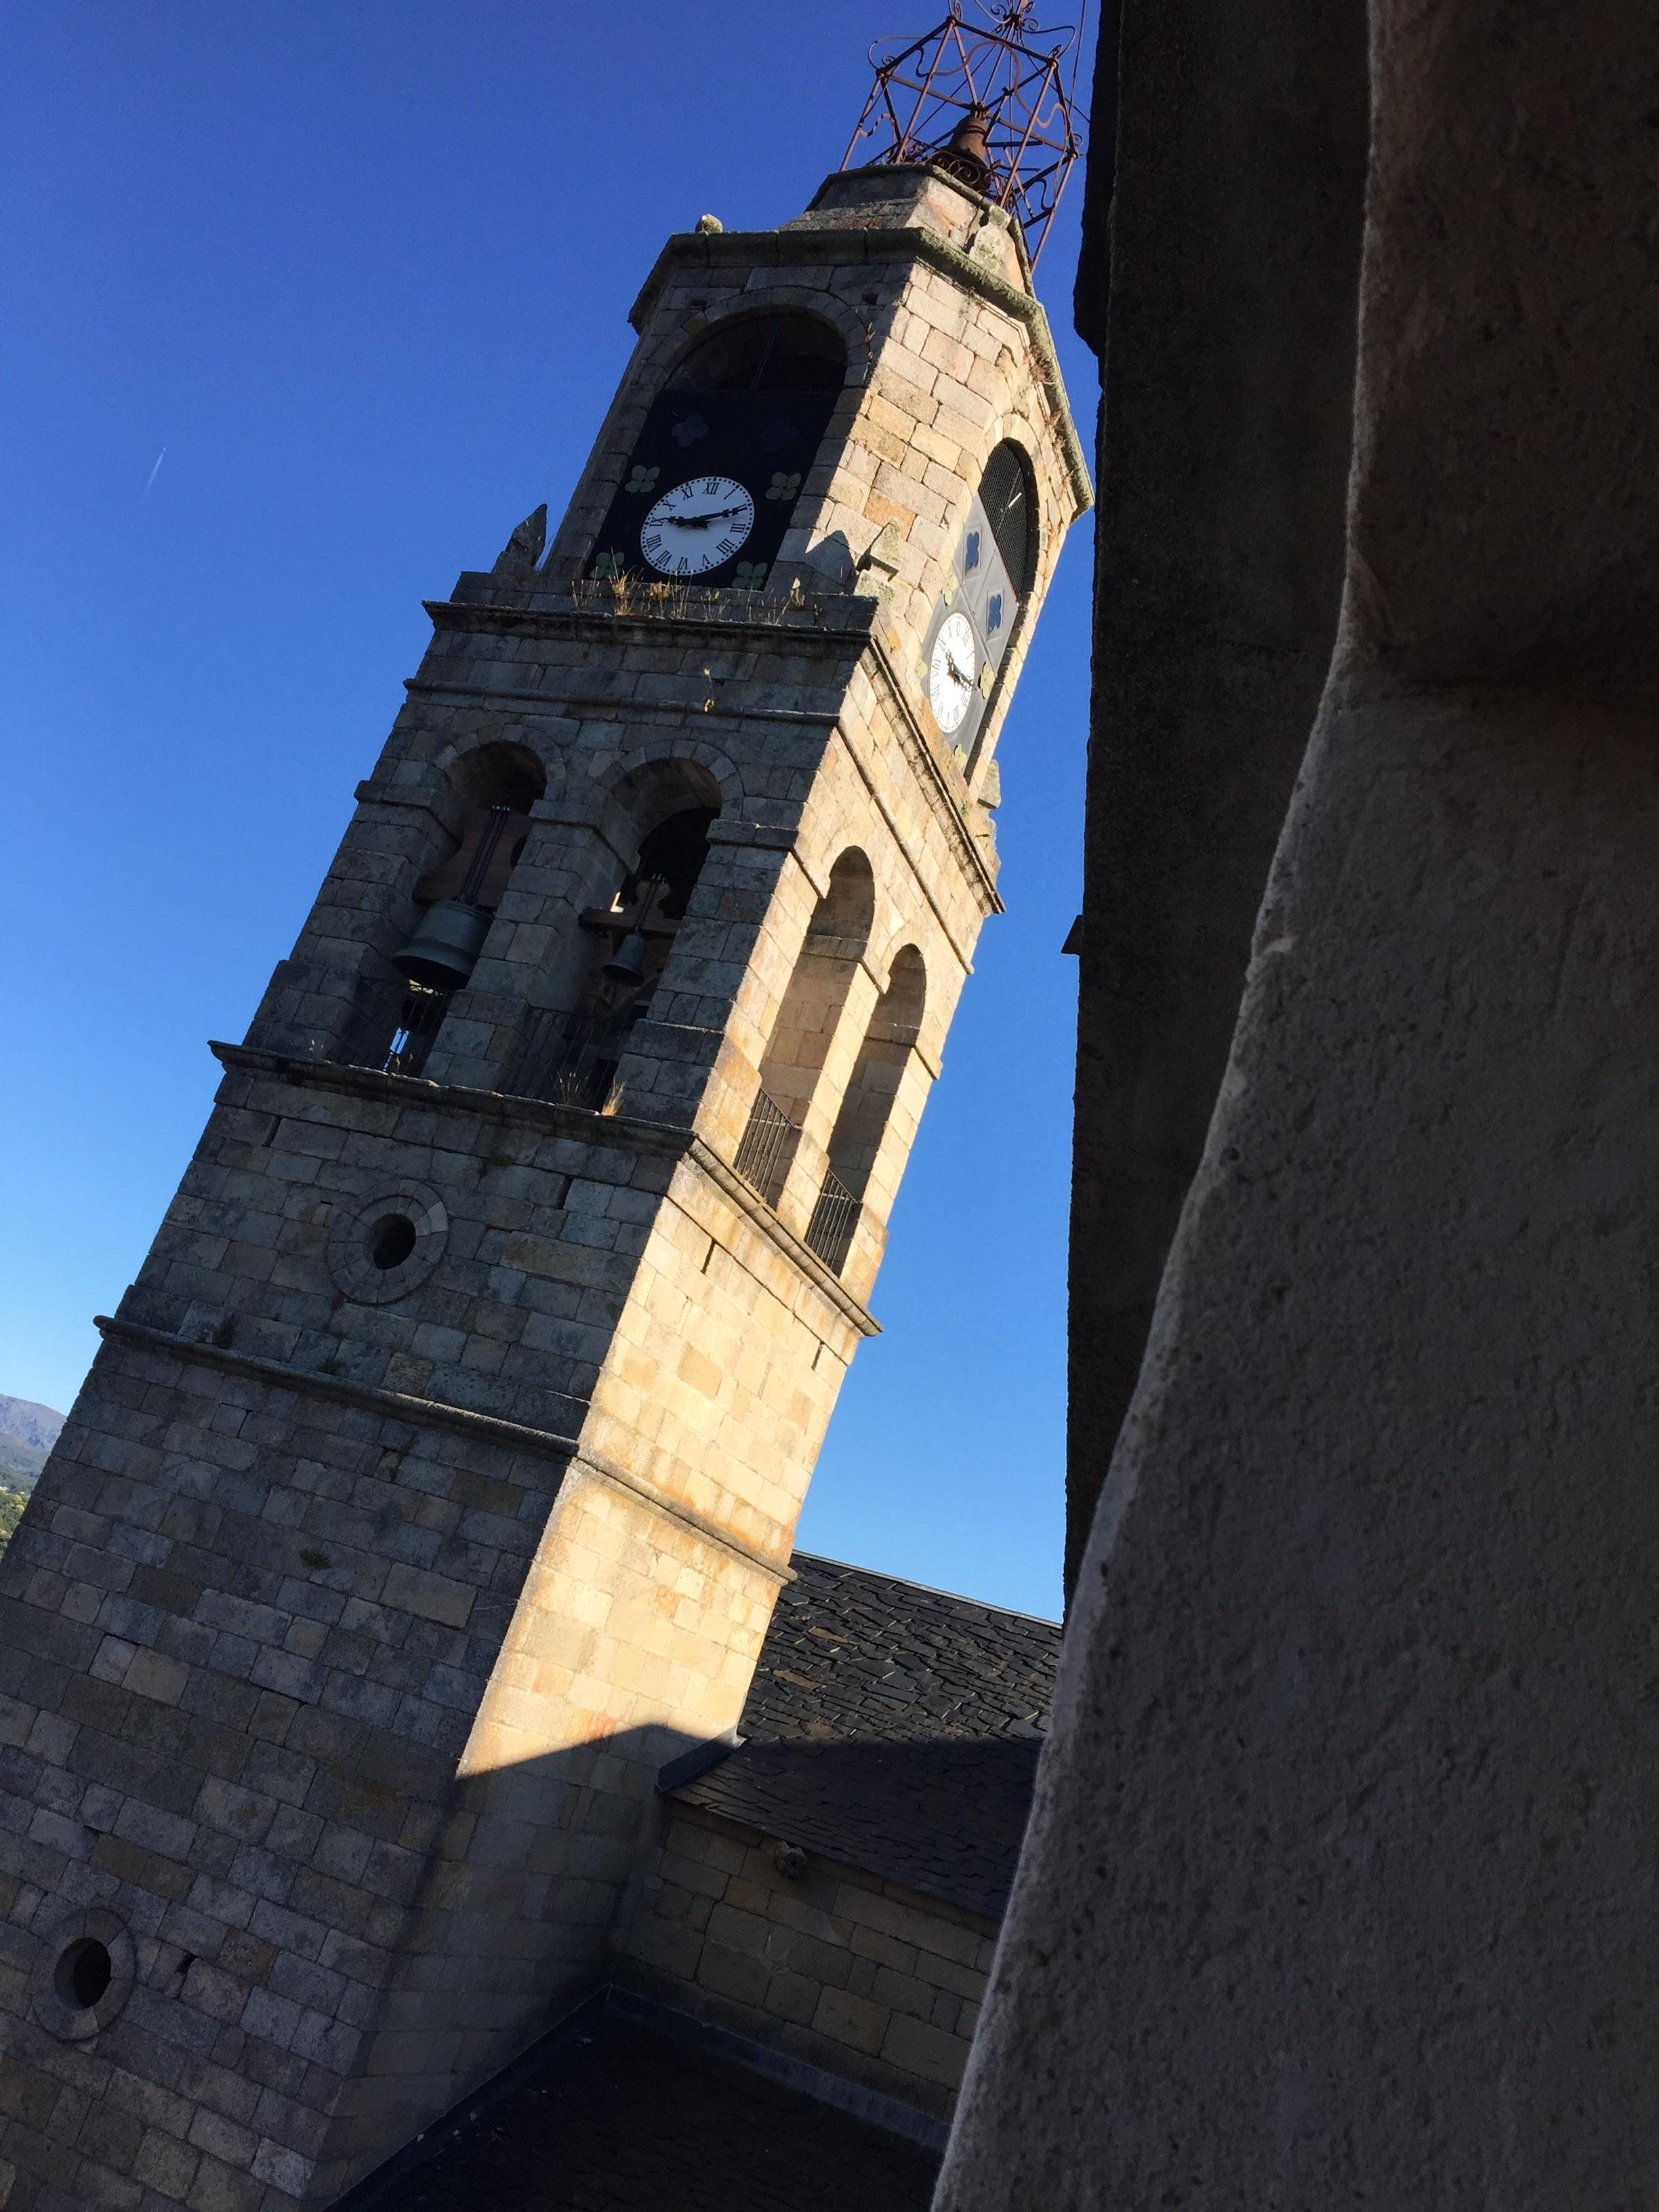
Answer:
512, 1002, 640, 1110
733, 1088, 800, 1206
803, 1169, 860, 1274
383, 985, 451, 1079
980, 442, 1036, 596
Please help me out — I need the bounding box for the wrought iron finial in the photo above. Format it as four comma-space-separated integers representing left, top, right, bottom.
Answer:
842, 1, 1086, 262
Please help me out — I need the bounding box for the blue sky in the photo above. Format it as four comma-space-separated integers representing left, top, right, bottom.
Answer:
1, 1, 1096, 1620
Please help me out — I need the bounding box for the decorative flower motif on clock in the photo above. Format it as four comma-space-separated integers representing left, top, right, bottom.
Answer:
624, 464, 660, 496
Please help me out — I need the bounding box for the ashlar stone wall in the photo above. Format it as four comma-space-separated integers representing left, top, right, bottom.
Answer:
617, 1801, 994, 2124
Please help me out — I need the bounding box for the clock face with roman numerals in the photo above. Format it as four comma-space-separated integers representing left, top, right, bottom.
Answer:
639, 475, 756, 577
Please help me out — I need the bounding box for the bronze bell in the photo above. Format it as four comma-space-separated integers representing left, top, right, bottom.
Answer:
601, 928, 649, 986
392, 899, 492, 990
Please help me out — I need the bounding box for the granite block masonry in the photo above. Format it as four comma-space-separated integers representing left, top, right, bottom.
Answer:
0, 157, 1086, 2209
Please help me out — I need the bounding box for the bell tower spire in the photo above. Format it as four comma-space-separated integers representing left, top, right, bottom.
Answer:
0, 71, 1088, 2212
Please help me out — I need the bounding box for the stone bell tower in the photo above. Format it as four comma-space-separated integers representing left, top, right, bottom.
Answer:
0, 83, 1088, 2212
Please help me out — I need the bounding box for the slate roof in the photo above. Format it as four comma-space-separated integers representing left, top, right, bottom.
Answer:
739, 1553, 1059, 1744
672, 1555, 1062, 1920
356, 2009, 941, 2212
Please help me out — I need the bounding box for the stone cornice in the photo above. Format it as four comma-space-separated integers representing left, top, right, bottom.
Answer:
91, 1317, 794, 1584
422, 597, 876, 650
626, 224, 1093, 519
207, 1044, 880, 1338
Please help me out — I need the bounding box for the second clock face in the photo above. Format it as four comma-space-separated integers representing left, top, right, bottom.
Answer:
928, 611, 979, 734
640, 475, 756, 577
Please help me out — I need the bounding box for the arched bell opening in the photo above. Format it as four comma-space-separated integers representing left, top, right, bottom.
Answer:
585, 312, 848, 590
733, 851, 876, 1206
511, 757, 723, 1111
359, 741, 547, 1079
803, 945, 927, 1275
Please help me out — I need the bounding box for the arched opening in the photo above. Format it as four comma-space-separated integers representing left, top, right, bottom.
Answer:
735, 851, 876, 1204
359, 741, 548, 1080
979, 440, 1038, 599
512, 757, 724, 1110
668, 311, 846, 396
586, 314, 848, 589
805, 945, 927, 1274
925, 439, 1040, 763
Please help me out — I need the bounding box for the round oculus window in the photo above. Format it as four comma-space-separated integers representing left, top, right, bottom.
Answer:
324, 1182, 449, 1305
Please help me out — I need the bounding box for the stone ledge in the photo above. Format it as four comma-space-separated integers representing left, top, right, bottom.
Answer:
422, 594, 878, 646
93, 1312, 582, 1462
404, 675, 841, 730
91, 1317, 794, 1585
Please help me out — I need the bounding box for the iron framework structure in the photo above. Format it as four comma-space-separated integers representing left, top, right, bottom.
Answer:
842, 2, 1086, 262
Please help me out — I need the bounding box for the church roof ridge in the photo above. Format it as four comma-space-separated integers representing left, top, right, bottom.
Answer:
790, 1548, 1060, 1631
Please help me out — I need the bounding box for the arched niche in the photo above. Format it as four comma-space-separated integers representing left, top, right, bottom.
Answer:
585, 314, 848, 590
350, 741, 549, 1078
956, 438, 1041, 779
510, 754, 724, 1110
667, 310, 846, 396
979, 439, 1038, 600
805, 945, 928, 1273
735, 850, 876, 1204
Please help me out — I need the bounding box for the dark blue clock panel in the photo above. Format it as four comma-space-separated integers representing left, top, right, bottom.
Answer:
586, 387, 840, 586
918, 486, 1025, 754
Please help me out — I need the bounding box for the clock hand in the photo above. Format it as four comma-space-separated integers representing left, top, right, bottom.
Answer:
945, 653, 973, 688
667, 503, 750, 528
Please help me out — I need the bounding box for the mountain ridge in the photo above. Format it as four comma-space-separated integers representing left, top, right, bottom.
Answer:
0, 1393, 64, 1498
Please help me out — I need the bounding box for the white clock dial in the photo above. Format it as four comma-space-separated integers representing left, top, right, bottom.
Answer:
928, 611, 978, 734
638, 474, 756, 577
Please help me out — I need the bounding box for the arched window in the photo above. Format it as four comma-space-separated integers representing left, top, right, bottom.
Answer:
922, 441, 1040, 759
586, 314, 848, 588
978, 440, 1038, 599
735, 852, 875, 1204
361, 742, 548, 1079
804, 946, 927, 1274
511, 760, 722, 1111
668, 312, 846, 396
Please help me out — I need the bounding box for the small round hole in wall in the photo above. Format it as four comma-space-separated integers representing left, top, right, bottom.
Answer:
325, 1181, 449, 1305
369, 1214, 418, 1271
31, 1908, 135, 2040
55, 1938, 112, 2011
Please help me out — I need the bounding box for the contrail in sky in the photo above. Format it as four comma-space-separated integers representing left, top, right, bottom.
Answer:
140, 448, 167, 502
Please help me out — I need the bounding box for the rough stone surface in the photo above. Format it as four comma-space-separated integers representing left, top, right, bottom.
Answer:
941, 0, 1659, 2203
1063, 0, 1370, 1595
